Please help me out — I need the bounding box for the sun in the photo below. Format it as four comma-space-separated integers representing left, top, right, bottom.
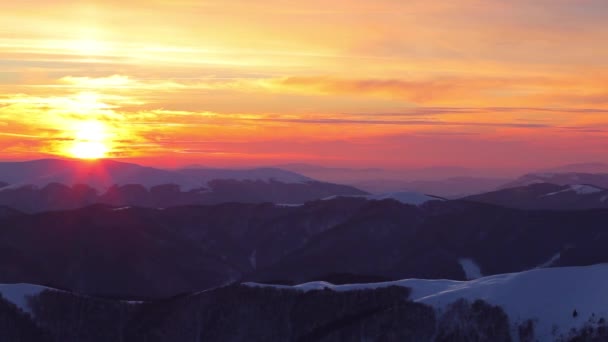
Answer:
68, 121, 111, 160
70, 141, 109, 159
67, 39, 109, 56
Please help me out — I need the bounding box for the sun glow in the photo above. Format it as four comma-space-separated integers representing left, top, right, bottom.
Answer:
68, 121, 111, 159
70, 141, 109, 159
69, 39, 109, 56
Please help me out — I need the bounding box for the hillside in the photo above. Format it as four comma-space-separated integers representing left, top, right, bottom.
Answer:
2, 198, 608, 298
248, 264, 608, 341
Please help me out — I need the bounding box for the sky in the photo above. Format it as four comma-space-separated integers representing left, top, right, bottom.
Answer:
1, 0, 608, 170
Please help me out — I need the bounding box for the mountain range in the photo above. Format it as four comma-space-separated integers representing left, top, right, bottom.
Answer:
276, 163, 513, 196
4, 159, 608, 341
0, 159, 313, 191
6, 160, 608, 211
278, 163, 608, 197
0, 159, 366, 212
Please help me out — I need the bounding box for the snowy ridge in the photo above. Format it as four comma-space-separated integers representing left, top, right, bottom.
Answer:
245, 264, 608, 341
544, 184, 604, 197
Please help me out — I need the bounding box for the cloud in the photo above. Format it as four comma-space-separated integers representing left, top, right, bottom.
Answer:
258, 76, 608, 107
245, 117, 551, 128
59, 75, 133, 87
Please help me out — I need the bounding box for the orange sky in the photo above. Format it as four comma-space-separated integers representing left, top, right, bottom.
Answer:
1, 0, 608, 170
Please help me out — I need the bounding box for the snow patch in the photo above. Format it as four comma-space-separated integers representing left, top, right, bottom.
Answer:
0, 283, 51, 314
249, 250, 257, 270
544, 184, 603, 197
275, 203, 305, 207
321, 195, 367, 201
537, 253, 561, 268
570, 184, 602, 194
458, 258, 483, 280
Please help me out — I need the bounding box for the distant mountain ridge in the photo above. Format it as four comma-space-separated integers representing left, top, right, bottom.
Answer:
501, 172, 608, 190
278, 162, 608, 196
466, 182, 608, 210
277, 163, 513, 196
0, 159, 312, 191
538, 162, 608, 174
0, 159, 366, 212
352, 177, 509, 197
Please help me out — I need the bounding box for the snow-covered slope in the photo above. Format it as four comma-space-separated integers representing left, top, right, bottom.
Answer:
0, 283, 54, 314
245, 264, 608, 341
0, 159, 313, 191
3, 265, 606, 340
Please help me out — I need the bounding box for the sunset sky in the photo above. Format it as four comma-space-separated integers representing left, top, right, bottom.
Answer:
1, 0, 608, 170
